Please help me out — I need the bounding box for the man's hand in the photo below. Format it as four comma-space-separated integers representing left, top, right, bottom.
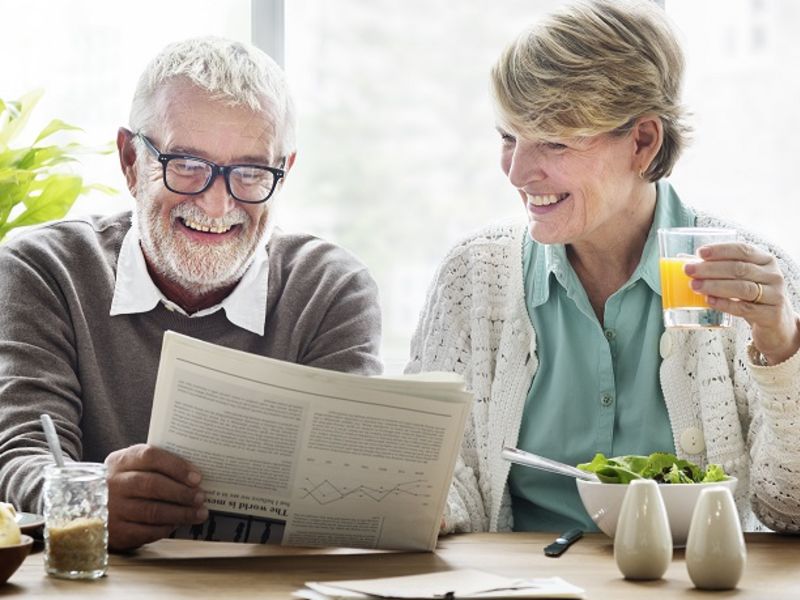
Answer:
105, 444, 207, 551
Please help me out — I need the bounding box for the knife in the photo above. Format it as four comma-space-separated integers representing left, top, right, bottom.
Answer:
544, 528, 583, 557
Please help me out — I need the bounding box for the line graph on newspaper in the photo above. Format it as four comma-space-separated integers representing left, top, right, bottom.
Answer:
297, 455, 435, 508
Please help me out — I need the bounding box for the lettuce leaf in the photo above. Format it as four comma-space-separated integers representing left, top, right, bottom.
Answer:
577, 453, 643, 483
577, 452, 727, 484
702, 463, 727, 482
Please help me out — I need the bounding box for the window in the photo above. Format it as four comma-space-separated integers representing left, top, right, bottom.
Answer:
665, 0, 800, 261
282, 1, 567, 371
7, 1, 796, 373
282, 1, 800, 372
0, 0, 251, 216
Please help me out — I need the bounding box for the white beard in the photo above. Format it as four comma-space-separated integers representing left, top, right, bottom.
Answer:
136, 198, 269, 296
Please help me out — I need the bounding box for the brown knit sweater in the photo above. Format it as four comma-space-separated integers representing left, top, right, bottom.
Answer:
0, 212, 382, 512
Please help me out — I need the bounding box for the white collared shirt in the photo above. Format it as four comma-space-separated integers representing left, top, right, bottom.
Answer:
109, 222, 269, 335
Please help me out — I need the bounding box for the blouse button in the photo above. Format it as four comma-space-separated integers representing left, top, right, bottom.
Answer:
659, 331, 674, 359
680, 427, 706, 455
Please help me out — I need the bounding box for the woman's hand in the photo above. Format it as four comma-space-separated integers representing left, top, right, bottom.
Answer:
685, 242, 800, 365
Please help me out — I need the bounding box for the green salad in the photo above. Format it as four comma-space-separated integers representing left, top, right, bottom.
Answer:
577, 452, 727, 484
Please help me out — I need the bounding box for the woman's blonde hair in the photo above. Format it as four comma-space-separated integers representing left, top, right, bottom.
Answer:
491, 0, 690, 181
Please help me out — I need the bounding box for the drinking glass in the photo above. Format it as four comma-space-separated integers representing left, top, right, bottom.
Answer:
43, 462, 108, 580
657, 227, 737, 328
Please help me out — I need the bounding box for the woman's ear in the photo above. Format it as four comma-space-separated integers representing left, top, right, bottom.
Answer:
631, 115, 663, 176
117, 127, 139, 195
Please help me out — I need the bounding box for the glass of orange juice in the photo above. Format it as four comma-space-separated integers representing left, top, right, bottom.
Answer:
657, 227, 737, 328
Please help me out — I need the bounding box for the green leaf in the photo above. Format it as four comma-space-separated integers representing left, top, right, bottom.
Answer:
0, 89, 44, 147
702, 464, 726, 483
16, 145, 78, 171
577, 453, 643, 484
83, 182, 118, 195
34, 118, 83, 144
661, 463, 694, 483
0, 90, 115, 243
578, 451, 726, 484
0, 174, 82, 238
0, 175, 33, 224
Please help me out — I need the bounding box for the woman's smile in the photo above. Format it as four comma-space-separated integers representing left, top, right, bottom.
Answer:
526, 192, 570, 215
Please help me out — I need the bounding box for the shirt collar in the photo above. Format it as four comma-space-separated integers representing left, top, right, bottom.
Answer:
528, 239, 566, 308
109, 217, 269, 335
526, 180, 696, 305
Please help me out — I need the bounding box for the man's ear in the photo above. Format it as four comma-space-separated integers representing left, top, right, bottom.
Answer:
283, 151, 297, 176
117, 127, 139, 195
275, 151, 297, 191
631, 115, 663, 176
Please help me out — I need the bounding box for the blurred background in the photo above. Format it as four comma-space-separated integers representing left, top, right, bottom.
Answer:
1, 0, 797, 372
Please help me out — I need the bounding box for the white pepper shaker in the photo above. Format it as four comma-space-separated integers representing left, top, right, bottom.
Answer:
614, 478, 673, 580
685, 486, 746, 590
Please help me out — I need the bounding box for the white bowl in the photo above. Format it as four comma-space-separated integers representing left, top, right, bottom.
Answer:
576, 477, 738, 546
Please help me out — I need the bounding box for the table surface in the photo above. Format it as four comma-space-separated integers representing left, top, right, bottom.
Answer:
3, 532, 799, 599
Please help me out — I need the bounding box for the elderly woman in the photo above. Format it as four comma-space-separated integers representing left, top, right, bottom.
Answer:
407, 0, 800, 535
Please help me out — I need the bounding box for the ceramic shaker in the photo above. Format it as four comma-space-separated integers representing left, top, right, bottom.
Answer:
614, 478, 673, 580
685, 486, 746, 590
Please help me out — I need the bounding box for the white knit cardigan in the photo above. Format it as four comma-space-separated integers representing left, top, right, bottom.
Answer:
407, 216, 800, 534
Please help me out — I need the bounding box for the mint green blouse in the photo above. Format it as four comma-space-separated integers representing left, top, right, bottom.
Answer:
510, 181, 696, 532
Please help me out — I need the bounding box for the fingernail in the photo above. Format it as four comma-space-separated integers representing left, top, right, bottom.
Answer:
691, 279, 702, 290
699, 247, 711, 258
684, 263, 696, 275
187, 471, 202, 485
196, 508, 209, 522
193, 491, 205, 505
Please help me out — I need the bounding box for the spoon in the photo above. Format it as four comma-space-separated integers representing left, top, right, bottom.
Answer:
501, 446, 599, 482
40, 414, 65, 467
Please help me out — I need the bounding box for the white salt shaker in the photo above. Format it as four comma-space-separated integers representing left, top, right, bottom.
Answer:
685, 486, 746, 590
614, 479, 673, 580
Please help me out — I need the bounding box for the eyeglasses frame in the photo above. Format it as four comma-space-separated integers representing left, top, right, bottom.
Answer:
136, 132, 286, 204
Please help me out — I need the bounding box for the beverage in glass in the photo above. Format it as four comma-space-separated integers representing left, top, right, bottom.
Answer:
657, 227, 737, 328
43, 462, 108, 580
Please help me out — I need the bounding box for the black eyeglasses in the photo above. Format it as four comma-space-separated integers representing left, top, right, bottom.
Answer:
136, 133, 285, 204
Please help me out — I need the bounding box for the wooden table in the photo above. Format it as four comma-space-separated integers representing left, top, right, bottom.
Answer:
3, 532, 799, 598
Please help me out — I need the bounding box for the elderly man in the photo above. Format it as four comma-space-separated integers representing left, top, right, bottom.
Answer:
0, 37, 382, 550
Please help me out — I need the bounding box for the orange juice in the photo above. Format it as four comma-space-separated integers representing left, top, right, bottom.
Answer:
659, 257, 708, 309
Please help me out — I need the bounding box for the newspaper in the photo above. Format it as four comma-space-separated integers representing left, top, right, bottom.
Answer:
146, 331, 471, 551
296, 569, 586, 599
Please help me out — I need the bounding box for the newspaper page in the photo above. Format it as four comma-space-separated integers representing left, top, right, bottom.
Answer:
146, 331, 471, 551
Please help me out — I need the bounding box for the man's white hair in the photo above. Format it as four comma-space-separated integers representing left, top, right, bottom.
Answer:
129, 36, 296, 157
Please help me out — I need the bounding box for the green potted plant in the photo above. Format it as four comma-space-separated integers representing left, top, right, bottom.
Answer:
0, 89, 114, 242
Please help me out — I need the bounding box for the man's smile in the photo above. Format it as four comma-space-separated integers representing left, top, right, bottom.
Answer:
179, 217, 237, 235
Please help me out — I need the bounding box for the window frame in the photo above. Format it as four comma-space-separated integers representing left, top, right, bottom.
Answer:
250, 0, 285, 66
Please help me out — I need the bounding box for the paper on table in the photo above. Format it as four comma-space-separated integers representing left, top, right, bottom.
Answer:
296, 569, 585, 599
